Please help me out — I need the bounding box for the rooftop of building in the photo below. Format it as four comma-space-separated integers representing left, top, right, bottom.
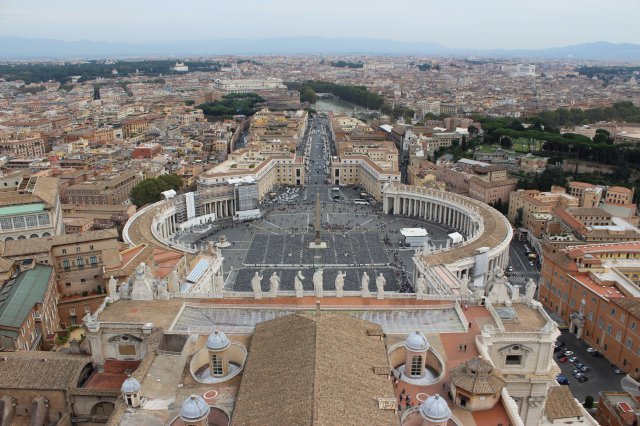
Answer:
231, 313, 397, 426
0, 228, 118, 257
544, 386, 584, 421
0, 265, 52, 334
0, 351, 89, 390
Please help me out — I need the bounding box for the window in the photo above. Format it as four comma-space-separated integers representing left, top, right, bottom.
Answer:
410, 355, 423, 377
84, 306, 91, 313
632, 322, 637, 332
62, 259, 70, 269
76, 247, 81, 253
211, 354, 223, 375
607, 324, 613, 335
90, 255, 97, 265
506, 355, 522, 366
612, 308, 616, 316
77, 256, 84, 267
62, 249, 67, 255
627, 338, 634, 349
621, 314, 626, 323
616, 331, 622, 342
65, 282, 71, 287
69, 309, 76, 316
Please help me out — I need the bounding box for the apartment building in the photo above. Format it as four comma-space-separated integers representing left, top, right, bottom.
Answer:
436, 160, 516, 205
540, 242, 640, 374
65, 171, 142, 205
0, 265, 59, 351
0, 138, 45, 158
567, 181, 604, 208
507, 187, 579, 224
596, 391, 640, 426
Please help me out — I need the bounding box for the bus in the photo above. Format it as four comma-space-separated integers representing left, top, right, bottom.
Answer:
354, 199, 369, 205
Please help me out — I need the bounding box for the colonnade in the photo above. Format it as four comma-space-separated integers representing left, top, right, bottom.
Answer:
383, 195, 478, 239
383, 184, 512, 291
199, 198, 235, 219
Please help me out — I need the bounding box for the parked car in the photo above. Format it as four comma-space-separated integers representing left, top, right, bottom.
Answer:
558, 356, 568, 363
580, 365, 591, 372
529, 261, 535, 266
563, 350, 574, 356
556, 375, 570, 385
576, 375, 589, 383
569, 356, 579, 363
556, 352, 566, 359
614, 369, 626, 375
586, 347, 597, 353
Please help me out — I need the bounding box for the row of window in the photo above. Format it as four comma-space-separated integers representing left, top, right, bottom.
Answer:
0, 213, 51, 231
61, 256, 99, 269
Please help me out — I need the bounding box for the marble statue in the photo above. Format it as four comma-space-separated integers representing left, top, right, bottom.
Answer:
511, 284, 520, 302
335, 271, 345, 297
313, 269, 324, 298
487, 267, 510, 304
251, 271, 263, 299
376, 273, 386, 299
130, 262, 154, 301
525, 278, 536, 300
295, 270, 305, 297
156, 282, 169, 300
361, 272, 370, 296
167, 271, 180, 293
269, 272, 280, 297
460, 275, 470, 294
213, 273, 224, 294
108, 276, 117, 298
83, 313, 98, 332
415, 274, 427, 297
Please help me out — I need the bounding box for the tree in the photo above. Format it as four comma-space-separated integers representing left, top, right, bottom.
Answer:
461, 135, 468, 151
515, 207, 524, 228
593, 128, 613, 145
299, 86, 317, 104
130, 174, 183, 207
380, 104, 393, 115
535, 166, 567, 191
583, 395, 594, 409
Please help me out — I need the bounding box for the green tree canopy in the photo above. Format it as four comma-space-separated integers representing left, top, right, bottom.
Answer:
130, 174, 183, 207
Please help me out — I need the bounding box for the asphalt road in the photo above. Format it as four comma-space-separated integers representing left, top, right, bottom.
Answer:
555, 331, 624, 402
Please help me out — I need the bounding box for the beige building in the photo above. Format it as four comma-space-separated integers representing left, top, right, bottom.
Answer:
198, 149, 305, 200
66, 171, 142, 205
567, 181, 603, 208
0, 229, 121, 328
508, 187, 579, 225
0, 138, 45, 158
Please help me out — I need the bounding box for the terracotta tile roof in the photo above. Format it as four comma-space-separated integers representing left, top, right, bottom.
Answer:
449, 357, 506, 395
544, 386, 584, 421
0, 351, 89, 390
231, 313, 397, 426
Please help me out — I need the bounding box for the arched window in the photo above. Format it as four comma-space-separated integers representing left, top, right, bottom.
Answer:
410, 355, 423, 377
17, 235, 26, 239
77, 256, 84, 268
42, 232, 51, 237
4, 237, 13, 241
62, 259, 70, 269
211, 354, 223, 376
30, 234, 39, 238
90, 255, 98, 265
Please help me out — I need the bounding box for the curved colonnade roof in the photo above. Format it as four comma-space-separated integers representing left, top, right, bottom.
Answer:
125, 185, 511, 269
384, 184, 512, 267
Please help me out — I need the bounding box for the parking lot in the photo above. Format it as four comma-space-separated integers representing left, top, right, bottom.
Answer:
555, 331, 624, 402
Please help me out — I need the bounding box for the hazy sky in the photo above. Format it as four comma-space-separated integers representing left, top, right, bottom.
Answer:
1, 0, 639, 49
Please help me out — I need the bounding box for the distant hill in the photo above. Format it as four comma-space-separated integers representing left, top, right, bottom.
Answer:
0, 37, 639, 61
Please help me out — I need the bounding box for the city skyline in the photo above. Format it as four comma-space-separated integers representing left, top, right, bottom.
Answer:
1, 0, 640, 50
